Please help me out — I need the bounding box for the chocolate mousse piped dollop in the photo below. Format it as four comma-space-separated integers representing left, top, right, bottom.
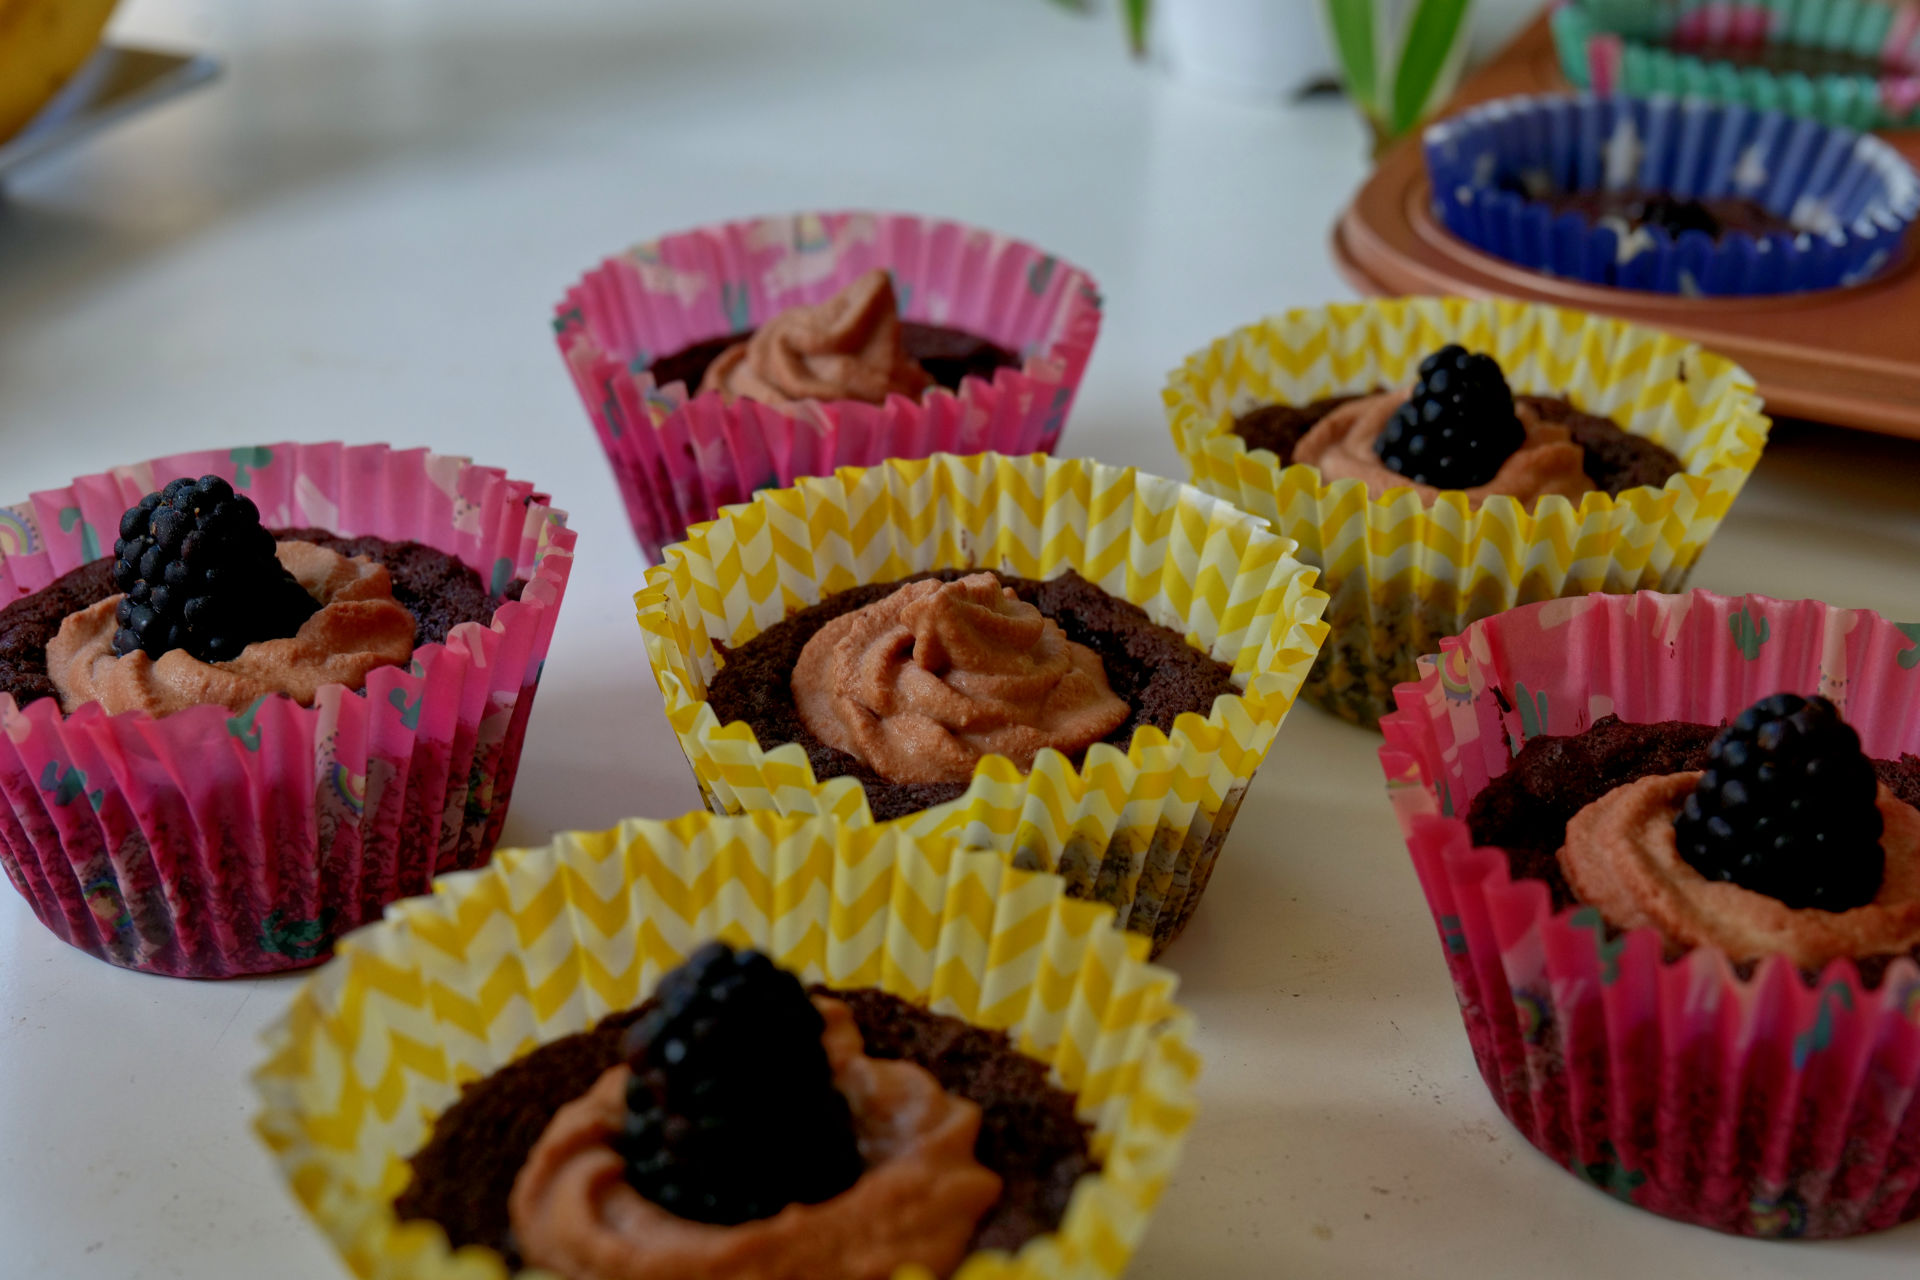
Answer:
792, 573, 1130, 785
701, 269, 935, 410
1556, 695, 1920, 970
45, 478, 418, 717
508, 943, 1002, 1280
1291, 345, 1594, 509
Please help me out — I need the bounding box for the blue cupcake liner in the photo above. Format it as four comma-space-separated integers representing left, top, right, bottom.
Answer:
1424, 93, 1919, 296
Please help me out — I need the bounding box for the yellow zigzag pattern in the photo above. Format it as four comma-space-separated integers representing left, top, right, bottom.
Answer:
1163, 298, 1770, 728
254, 811, 1201, 1280
634, 453, 1332, 956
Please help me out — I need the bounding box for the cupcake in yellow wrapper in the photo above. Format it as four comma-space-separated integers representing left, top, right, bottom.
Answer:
1164, 297, 1770, 729
252, 809, 1200, 1280
634, 451, 1331, 956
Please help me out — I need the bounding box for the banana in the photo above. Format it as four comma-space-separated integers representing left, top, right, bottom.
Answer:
0, 0, 121, 145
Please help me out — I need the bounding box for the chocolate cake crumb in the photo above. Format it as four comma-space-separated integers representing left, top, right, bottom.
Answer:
1464, 714, 1920, 986
1232, 395, 1368, 465
394, 987, 1098, 1267
276, 528, 521, 649
0, 558, 116, 708
704, 569, 1242, 822
1519, 396, 1687, 495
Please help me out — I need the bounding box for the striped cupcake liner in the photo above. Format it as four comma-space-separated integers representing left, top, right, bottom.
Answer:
1425, 93, 1919, 295
1164, 297, 1770, 729
254, 809, 1201, 1280
634, 451, 1330, 956
1555, 0, 1920, 131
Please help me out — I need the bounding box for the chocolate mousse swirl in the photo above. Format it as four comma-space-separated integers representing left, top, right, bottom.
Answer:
792, 574, 1129, 786
1293, 390, 1595, 509
510, 999, 999, 1280
701, 269, 934, 409
1559, 773, 1920, 970
45, 541, 417, 717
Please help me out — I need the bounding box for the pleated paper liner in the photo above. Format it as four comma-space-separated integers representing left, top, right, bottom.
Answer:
1163, 296, 1770, 730
1378, 589, 1920, 1238
0, 443, 575, 978
1554, 0, 1920, 131
1424, 94, 1919, 295
634, 451, 1331, 957
252, 809, 1201, 1280
555, 211, 1103, 562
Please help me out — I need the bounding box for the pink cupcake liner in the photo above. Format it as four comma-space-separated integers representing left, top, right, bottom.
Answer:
0, 443, 576, 979
554, 210, 1103, 561
1378, 589, 1920, 1237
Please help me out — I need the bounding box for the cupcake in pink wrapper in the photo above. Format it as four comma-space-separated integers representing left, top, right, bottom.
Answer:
554, 210, 1102, 561
0, 443, 575, 978
1379, 589, 1920, 1238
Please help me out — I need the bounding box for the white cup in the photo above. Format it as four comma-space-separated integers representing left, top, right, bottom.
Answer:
1153, 0, 1335, 101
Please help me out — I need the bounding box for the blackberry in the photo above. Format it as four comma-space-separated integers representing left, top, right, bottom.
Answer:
617, 942, 863, 1224
111, 476, 320, 662
1675, 693, 1885, 911
1373, 344, 1527, 489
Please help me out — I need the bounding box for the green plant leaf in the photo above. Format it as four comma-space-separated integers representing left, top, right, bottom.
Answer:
1122, 0, 1150, 56
1390, 0, 1475, 136
1324, 0, 1380, 119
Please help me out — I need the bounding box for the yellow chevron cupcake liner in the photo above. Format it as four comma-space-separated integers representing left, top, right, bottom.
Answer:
1164, 297, 1769, 729
253, 810, 1200, 1280
634, 451, 1331, 956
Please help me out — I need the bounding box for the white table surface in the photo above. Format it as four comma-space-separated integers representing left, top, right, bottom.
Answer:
3, 2, 1918, 1277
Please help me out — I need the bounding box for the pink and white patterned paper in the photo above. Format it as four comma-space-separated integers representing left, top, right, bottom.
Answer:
0, 443, 575, 978
553, 211, 1102, 562
1379, 590, 1920, 1237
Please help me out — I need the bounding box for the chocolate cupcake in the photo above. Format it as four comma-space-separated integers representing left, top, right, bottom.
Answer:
254, 810, 1200, 1280
636, 451, 1331, 955
1166, 297, 1769, 729
1381, 589, 1920, 1237
1424, 94, 1918, 295
395, 944, 1096, 1276
556, 211, 1102, 561
0, 443, 573, 977
1554, 0, 1920, 132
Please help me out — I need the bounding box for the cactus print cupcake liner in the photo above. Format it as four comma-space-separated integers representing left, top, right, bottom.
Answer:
1164, 297, 1770, 729
1425, 93, 1919, 296
1554, 0, 1920, 131
1379, 589, 1920, 1238
253, 809, 1201, 1280
0, 443, 575, 978
555, 210, 1102, 563
634, 451, 1330, 957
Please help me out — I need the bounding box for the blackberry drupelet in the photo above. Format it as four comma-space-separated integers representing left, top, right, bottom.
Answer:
110, 475, 320, 662
617, 942, 864, 1224
1373, 344, 1527, 489
1675, 693, 1886, 911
